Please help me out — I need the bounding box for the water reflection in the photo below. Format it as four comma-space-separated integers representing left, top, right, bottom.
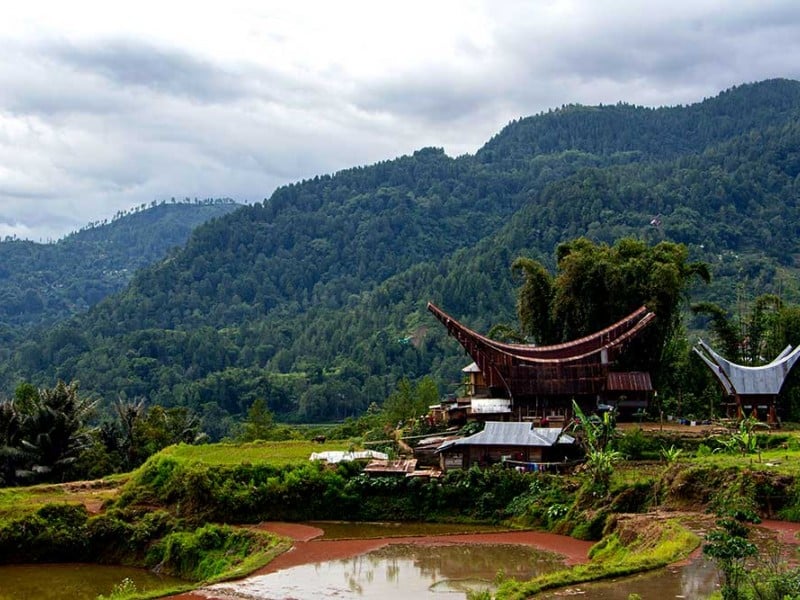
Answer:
0, 563, 185, 600
209, 543, 565, 599
538, 558, 721, 599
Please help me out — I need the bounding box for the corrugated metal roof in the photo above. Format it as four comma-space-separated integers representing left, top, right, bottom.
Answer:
606, 371, 653, 392
437, 422, 574, 452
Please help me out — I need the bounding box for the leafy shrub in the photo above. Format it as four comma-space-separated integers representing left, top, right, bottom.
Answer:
506, 476, 574, 527
147, 524, 278, 582
614, 429, 657, 460
695, 443, 712, 457
0, 503, 90, 562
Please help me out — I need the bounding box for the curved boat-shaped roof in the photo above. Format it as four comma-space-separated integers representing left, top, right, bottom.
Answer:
428, 302, 655, 398
427, 303, 653, 360
693, 339, 800, 396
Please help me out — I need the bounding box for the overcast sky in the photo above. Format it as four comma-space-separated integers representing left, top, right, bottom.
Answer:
1, 1, 799, 241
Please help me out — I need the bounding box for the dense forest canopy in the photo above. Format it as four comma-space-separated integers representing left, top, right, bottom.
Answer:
0, 199, 240, 334
2, 79, 800, 428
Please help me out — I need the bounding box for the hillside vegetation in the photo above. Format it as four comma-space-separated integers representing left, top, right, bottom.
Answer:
4, 428, 800, 598
0, 200, 240, 336
2, 80, 800, 425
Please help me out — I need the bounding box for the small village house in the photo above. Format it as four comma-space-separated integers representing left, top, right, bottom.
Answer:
436, 421, 577, 471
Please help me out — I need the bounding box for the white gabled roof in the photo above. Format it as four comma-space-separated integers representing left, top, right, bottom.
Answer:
470, 398, 512, 414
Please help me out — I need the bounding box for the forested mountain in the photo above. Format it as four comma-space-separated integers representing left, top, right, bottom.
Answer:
2, 79, 800, 428
0, 200, 240, 334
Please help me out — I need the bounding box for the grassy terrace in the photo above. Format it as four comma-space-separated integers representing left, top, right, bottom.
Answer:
157, 439, 350, 466
692, 447, 800, 475
0, 441, 349, 521
0, 477, 125, 521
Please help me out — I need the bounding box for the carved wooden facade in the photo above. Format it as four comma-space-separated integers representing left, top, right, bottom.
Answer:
428, 302, 656, 419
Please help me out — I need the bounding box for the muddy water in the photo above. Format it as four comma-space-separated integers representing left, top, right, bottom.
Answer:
209, 543, 566, 599
539, 557, 721, 599
0, 563, 185, 600
187, 522, 723, 600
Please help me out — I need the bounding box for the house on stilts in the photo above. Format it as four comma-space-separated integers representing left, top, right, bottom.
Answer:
427, 302, 657, 425
693, 339, 800, 425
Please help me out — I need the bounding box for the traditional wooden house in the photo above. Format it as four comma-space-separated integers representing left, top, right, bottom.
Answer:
428, 302, 656, 421
436, 422, 577, 471
694, 339, 800, 424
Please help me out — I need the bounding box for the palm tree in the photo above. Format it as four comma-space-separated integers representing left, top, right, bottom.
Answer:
19, 381, 96, 482
0, 401, 31, 485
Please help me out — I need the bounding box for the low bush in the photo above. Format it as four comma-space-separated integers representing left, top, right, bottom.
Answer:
147, 523, 287, 582
0, 504, 90, 562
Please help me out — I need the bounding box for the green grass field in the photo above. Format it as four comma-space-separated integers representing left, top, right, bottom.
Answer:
693, 446, 800, 476
5, 432, 800, 525
0, 477, 124, 521
0, 441, 351, 521
157, 439, 350, 466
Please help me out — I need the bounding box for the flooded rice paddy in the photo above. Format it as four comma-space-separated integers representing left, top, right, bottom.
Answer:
0, 563, 185, 600
190, 522, 720, 599
3, 520, 744, 599
308, 520, 506, 540
208, 543, 566, 599
538, 557, 721, 599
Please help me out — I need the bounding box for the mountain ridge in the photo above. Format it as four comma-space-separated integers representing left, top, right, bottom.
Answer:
2, 79, 799, 428
0, 200, 241, 333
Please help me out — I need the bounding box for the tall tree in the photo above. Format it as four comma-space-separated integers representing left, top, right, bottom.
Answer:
382, 376, 438, 427
512, 257, 556, 344
693, 293, 788, 364
514, 237, 709, 382
238, 398, 275, 442
0, 401, 28, 485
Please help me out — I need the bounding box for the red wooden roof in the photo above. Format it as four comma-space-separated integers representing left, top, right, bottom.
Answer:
428, 302, 655, 399
606, 371, 653, 392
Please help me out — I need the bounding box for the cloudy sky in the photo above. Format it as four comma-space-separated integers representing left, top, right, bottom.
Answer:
1, 1, 799, 241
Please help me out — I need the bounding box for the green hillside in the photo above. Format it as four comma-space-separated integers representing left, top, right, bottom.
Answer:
2, 79, 800, 426
0, 200, 241, 333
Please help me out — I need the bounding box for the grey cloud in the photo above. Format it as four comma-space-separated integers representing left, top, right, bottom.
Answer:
3, 2, 800, 242
357, 71, 498, 122
707, 1, 800, 35
44, 39, 250, 103
0, 42, 146, 118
